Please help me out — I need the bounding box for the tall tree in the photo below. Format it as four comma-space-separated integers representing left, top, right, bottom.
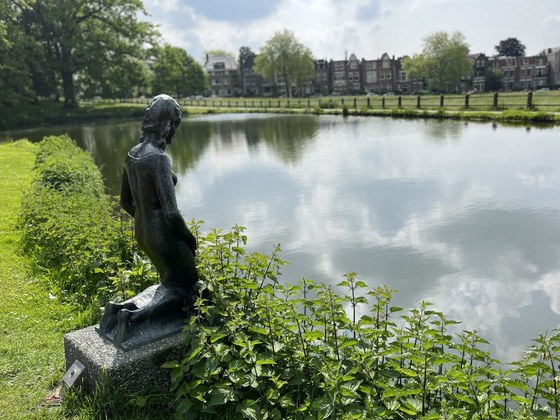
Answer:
254, 30, 314, 97
239, 46, 256, 66
151, 44, 208, 98
0, 0, 35, 105
239, 46, 256, 96
82, 56, 149, 99
485, 69, 503, 91
495, 37, 526, 57
402, 31, 471, 93
14, 0, 155, 107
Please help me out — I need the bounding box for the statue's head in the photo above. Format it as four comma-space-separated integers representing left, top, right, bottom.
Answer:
141, 94, 182, 146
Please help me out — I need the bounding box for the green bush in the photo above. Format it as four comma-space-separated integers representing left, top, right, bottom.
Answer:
168, 223, 560, 419
318, 100, 339, 109
19, 135, 153, 309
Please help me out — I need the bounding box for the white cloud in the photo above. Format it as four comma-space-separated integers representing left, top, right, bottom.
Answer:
143, 0, 560, 62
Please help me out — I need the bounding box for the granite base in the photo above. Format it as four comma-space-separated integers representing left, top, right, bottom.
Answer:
64, 325, 186, 394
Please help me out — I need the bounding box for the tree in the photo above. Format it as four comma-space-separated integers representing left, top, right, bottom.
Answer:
485, 69, 503, 91
0, 0, 35, 106
82, 56, 149, 99
151, 45, 208, 98
495, 37, 526, 57
402, 32, 471, 93
239, 46, 256, 66
239, 46, 256, 96
14, 0, 155, 107
254, 30, 314, 97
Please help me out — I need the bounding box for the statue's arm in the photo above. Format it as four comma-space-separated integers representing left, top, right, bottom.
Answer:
120, 169, 136, 217
153, 155, 197, 254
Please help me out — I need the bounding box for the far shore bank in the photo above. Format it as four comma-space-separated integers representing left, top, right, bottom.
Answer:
1, 98, 559, 133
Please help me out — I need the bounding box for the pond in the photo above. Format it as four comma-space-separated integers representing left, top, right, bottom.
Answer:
3, 113, 560, 362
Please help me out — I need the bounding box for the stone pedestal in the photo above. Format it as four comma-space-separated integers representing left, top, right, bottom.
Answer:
64, 325, 186, 393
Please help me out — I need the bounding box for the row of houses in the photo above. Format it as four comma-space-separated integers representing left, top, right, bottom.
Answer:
204, 47, 560, 97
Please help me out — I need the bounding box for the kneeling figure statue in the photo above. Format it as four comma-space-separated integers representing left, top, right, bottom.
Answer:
98, 94, 200, 350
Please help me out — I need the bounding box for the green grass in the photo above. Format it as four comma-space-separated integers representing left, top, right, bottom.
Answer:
178, 91, 560, 113
0, 140, 82, 419
2, 92, 559, 132
1, 138, 176, 419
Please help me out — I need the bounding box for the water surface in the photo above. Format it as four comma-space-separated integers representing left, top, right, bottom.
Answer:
4, 114, 560, 361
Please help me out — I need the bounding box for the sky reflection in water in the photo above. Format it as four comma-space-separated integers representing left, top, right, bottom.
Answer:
177, 115, 560, 362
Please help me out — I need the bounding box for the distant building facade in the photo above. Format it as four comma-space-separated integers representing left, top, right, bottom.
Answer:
470, 53, 550, 92
204, 54, 239, 97
542, 47, 560, 85
202, 47, 556, 97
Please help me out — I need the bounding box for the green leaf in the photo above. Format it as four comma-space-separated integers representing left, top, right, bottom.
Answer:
341, 338, 359, 348
207, 387, 235, 407
256, 358, 276, 365
240, 406, 258, 420
249, 326, 269, 336
176, 397, 193, 417
161, 361, 179, 369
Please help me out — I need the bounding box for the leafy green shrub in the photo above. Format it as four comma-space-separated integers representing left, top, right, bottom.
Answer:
501, 110, 555, 123
168, 223, 560, 419
19, 135, 148, 309
33, 135, 105, 195
318, 100, 338, 109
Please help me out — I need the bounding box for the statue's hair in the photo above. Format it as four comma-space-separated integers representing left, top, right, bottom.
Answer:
141, 94, 182, 134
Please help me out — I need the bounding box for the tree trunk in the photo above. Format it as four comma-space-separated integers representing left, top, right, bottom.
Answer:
60, 49, 76, 108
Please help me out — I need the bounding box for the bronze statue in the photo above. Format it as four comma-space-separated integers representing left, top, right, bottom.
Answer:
98, 94, 199, 350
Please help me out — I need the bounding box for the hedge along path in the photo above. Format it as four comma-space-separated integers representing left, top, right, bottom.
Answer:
0, 140, 78, 419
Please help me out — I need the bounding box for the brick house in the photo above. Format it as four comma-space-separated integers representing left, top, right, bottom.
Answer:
471, 54, 550, 91
471, 53, 489, 92
542, 47, 560, 85
329, 53, 362, 95
313, 59, 330, 94
362, 53, 397, 94
204, 54, 239, 97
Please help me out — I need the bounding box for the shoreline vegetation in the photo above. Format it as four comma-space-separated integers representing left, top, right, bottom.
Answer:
1, 91, 560, 133
3, 136, 560, 418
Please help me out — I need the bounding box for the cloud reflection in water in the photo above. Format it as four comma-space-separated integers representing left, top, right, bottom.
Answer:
173, 114, 560, 362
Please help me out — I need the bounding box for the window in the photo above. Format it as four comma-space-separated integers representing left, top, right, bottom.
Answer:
350, 61, 358, 70
382, 60, 390, 69
386, 73, 391, 80
367, 71, 376, 83
366, 62, 372, 70
380, 74, 385, 80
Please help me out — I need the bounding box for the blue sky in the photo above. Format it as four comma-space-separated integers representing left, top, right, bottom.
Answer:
143, 0, 560, 63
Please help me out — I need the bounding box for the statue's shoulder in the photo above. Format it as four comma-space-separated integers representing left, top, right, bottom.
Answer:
127, 144, 169, 165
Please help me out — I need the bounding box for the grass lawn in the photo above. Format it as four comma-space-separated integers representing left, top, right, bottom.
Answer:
0, 140, 79, 419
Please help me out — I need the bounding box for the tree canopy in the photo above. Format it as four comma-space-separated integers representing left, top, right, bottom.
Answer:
402, 32, 471, 93
151, 45, 209, 98
495, 37, 526, 57
2, 1, 209, 107
254, 30, 314, 97
12, 0, 156, 107
239, 46, 256, 66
